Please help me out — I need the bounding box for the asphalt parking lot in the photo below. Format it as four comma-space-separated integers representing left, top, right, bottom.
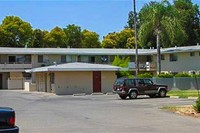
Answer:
0, 90, 200, 133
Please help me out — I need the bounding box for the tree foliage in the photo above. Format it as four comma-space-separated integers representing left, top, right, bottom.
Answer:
112, 56, 132, 78
0, 16, 32, 47
64, 24, 82, 48
174, 0, 200, 46
32, 29, 47, 48
102, 28, 137, 48
139, 0, 185, 48
48, 26, 67, 48
81, 29, 101, 48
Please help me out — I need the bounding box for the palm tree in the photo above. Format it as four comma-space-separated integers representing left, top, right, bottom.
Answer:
138, 0, 185, 74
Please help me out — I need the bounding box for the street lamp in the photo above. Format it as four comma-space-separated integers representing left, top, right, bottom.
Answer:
133, 0, 139, 77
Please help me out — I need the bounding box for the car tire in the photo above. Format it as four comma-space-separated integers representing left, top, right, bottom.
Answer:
158, 89, 166, 97
129, 91, 137, 99
119, 95, 127, 99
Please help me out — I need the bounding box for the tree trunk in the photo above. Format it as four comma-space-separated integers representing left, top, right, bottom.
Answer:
157, 33, 161, 75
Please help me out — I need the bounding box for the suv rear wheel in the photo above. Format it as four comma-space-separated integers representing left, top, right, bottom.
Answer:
158, 89, 166, 97
129, 91, 138, 99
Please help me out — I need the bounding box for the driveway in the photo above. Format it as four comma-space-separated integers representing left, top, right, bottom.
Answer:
0, 90, 200, 133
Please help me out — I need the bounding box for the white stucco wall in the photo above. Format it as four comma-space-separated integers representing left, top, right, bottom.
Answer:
54, 71, 93, 95
161, 52, 200, 72
101, 71, 117, 93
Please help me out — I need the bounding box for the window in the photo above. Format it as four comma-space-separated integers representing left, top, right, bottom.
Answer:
161, 55, 165, 60
101, 55, 108, 63
136, 79, 144, 85
61, 55, 66, 63
16, 56, 25, 64
169, 54, 178, 62
9, 56, 16, 63
125, 79, 135, 86
143, 79, 153, 85
90, 56, 95, 63
38, 55, 43, 63
146, 55, 152, 62
25, 55, 31, 63
190, 52, 195, 56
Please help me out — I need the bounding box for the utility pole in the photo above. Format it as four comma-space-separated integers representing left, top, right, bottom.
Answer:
133, 0, 139, 77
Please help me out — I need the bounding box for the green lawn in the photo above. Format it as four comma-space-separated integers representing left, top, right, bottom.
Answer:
167, 90, 200, 98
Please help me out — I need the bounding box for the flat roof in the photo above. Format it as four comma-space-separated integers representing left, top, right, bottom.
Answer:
0, 45, 200, 55
26, 62, 121, 72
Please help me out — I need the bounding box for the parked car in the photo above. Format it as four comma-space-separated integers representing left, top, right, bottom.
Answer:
0, 107, 19, 133
113, 78, 168, 99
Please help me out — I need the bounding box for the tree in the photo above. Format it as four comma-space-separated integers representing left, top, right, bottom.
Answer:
138, 0, 185, 74
32, 29, 46, 48
101, 32, 118, 48
43, 27, 67, 48
0, 16, 33, 47
125, 11, 134, 29
174, 0, 200, 46
63, 24, 82, 48
116, 28, 135, 48
112, 56, 132, 78
81, 29, 101, 48
102, 29, 136, 48
50, 26, 67, 48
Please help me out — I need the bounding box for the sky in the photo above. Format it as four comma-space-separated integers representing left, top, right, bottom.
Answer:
0, 0, 199, 40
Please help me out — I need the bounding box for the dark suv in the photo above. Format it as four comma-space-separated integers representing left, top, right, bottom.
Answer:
113, 78, 168, 99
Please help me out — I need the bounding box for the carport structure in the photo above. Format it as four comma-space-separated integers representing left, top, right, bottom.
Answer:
26, 62, 120, 95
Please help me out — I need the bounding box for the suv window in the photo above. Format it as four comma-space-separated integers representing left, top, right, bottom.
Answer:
136, 79, 144, 85
125, 79, 135, 86
143, 79, 153, 85
114, 79, 124, 86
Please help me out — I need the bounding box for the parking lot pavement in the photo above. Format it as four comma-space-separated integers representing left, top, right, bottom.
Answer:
0, 90, 200, 133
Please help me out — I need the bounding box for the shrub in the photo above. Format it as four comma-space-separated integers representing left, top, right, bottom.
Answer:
157, 73, 173, 78
193, 97, 200, 113
138, 73, 153, 78
175, 73, 191, 77
195, 74, 200, 77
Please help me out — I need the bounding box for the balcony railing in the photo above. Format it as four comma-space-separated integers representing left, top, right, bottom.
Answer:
129, 62, 156, 71
0, 63, 32, 70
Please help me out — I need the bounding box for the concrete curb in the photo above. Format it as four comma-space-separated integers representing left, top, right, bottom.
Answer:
106, 92, 116, 95
73, 93, 86, 96
169, 96, 198, 100
91, 93, 104, 95
188, 97, 198, 100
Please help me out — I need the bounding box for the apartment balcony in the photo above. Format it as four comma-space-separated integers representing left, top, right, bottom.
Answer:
0, 63, 32, 72
129, 62, 156, 71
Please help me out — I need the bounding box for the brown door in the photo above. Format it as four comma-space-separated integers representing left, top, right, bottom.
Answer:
93, 71, 101, 92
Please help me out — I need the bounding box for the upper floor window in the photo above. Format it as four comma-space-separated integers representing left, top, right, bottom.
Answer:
146, 55, 152, 62
9, 56, 16, 63
61, 55, 66, 63
101, 55, 108, 63
169, 54, 178, 62
38, 55, 43, 63
190, 52, 195, 56
161, 55, 165, 60
8, 55, 31, 64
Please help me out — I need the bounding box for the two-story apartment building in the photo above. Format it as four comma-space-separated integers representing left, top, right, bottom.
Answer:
0, 45, 200, 92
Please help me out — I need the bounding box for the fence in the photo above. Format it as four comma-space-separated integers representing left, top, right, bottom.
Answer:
152, 77, 200, 90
